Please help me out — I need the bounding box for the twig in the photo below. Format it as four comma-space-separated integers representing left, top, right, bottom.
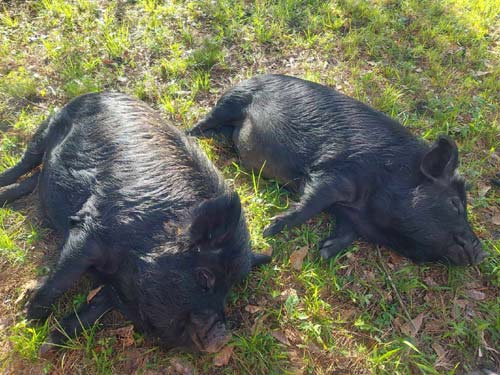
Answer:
376, 246, 414, 327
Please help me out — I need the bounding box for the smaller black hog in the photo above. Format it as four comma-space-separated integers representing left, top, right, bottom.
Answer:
0, 93, 270, 353
189, 74, 486, 266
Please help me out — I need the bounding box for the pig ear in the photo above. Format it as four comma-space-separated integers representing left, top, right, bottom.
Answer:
189, 191, 242, 248
420, 135, 459, 181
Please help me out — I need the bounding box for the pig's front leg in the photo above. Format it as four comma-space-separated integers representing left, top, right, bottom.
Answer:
263, 173, 356, 237
26, 223, 105, 321
40, 284, 116, 355
319, 212, 357, 260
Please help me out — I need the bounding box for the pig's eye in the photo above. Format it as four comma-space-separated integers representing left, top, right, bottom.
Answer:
196, 268, 215, 292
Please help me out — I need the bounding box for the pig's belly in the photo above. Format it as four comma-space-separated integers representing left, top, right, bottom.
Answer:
233, 118, 304, 193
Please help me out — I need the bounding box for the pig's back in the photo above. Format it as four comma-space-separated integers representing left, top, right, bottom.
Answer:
39, 93, 223, 232
235, 75, 419, 184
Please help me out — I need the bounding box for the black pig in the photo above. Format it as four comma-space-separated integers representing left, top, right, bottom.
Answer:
0, 93, 270, 352
189, 74, 486, 266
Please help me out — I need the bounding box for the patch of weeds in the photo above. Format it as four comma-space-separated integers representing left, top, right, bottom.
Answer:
0, 208, 36, 264
0, 67, 39, 100
8, 319, 49, 361
232, 332, 291, 374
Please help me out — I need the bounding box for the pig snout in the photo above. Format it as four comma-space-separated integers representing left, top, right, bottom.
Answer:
450, 233, 487, 266
187, 312, 230, 353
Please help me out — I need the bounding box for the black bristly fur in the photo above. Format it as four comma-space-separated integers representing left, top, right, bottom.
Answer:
189, 74, 486, 266
0, 92, 270, 352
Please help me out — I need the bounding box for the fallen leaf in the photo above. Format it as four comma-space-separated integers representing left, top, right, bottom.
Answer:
245, 304, 262, 314
87, 285, 104, 304
425, 319, 443, 332
272, 330, 290, 346
399, 313, 425, 337
341, 308, 357, 320
388, 251, 405, 266
280, 288, 298, 302
14, 279, 39, 305
478, 183, 491, 198
364, 271, 375, 281
432, 343, 451, 369
432, 343, 447, 358
424, 276, 438, 287
263, 246, 273, 256
110, 325, 135, 348
307, 342, 322, 353
466, 289, 486, 301
492, 213, 500, 226
171, 358, 194, 375
473, 70, 489, 77
290, 246, 308, 270
213, 345, 233, 367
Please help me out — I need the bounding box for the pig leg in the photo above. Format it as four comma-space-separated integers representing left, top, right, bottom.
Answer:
26, 227, 104, 321
0, 170, 40, 206
188, 91, 250, 137
0, 119, 50, 187
319, 213, 357, 260
263, 174, 355, 237
40, 285, 116, 353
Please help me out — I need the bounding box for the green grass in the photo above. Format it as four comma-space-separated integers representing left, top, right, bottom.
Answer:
0, 0, 499, 374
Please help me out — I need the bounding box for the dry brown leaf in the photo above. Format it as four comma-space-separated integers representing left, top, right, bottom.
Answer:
364, 271, 375, 281
290, 246, 308, 270
280, 288, 298, 302
86, 285, 104, 304
432, 343, 450, 369
399, 313, 425, 337
466, 289, 486, 301
425, 319, 443, 332
477, 183, 491, 198
171, 358, 194, 375
492, 213, 500, 226
424, 276, 439, 287
245, 304, 263, 314
272, 330, 291, 346
388, 251, 405, 266
110, 325, 135, 348
307, 342, 322, 353
14, 279, 39, 305
432, 343, 447, 358
341, 308, 357, 320
213, 345, 233, 367
263, 246, 273, 256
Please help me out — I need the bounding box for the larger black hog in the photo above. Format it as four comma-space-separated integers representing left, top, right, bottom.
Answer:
189, 74, 486, 266
0, 93, 270, 352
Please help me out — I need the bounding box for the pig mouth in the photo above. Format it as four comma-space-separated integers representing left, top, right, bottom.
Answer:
187, 319, 230, 353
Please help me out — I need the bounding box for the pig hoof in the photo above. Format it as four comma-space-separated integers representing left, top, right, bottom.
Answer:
263, 220, 284, 237
25, 302, 50, 322
39, 342, 57, 358
319, 241, 345, 260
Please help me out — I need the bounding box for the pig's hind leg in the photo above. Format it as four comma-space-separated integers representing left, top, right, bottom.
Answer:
0, 118, 51, 188
188, 91, 250, 138
0, 170, 40, 206
40, 284, 116, 354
